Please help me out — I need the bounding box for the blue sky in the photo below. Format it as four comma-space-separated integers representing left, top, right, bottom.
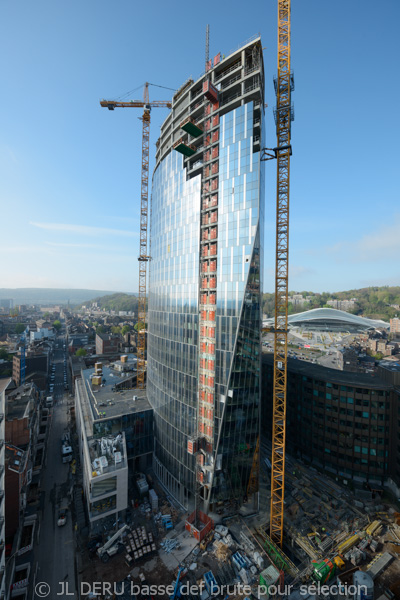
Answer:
2, 0, 399, 294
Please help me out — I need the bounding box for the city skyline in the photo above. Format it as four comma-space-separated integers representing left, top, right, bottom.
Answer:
2, 0, 400, 293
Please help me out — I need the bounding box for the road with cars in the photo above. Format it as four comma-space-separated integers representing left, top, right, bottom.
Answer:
34, 336, 77, 598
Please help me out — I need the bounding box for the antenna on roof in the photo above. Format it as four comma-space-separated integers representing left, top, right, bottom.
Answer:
205, 24, 210, 77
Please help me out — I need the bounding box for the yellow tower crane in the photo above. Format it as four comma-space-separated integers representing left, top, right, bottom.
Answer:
262, 0, 294, 547
270, 0, 293, 547
100, 83, 172, 389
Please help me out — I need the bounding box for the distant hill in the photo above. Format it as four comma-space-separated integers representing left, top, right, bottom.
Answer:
0, 288, 135, 306
263, 286, 400, 321
77, 292, 139, 313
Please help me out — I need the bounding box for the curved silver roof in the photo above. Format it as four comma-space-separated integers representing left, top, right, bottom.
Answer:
264, 308, 389, 331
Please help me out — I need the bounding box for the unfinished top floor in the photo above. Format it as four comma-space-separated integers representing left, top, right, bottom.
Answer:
155, 35, 265, 170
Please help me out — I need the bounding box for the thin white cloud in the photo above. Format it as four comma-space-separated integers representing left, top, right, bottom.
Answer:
45, 242, 99, 248
325, 215, 400, 263
30, 221, 136, 237
289, 265, 314, 278
0, 144, 18, 164
2, 245, 51, 254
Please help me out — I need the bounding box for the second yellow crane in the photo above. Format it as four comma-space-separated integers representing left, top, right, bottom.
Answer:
100, 83, 172, 388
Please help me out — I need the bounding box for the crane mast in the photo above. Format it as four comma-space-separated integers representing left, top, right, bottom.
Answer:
100, 83, 172, 389
137, 84, 151, 388
270, 0, 293, 546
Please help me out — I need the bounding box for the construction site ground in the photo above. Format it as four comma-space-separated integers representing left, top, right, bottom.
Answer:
377, 533, 400, 597
76, 453, 400, 600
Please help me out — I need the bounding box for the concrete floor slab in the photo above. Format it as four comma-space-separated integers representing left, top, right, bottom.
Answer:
158, 529, 198, 570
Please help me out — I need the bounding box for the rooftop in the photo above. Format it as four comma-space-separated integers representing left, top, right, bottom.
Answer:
96, 332, 120, 341
262, 354, 393, 389
264, 308, 390, 332
0, 377, 12, 396
379, 360, 400, 373
81, 364, 151, 421
6, 382, 37, 420
5, 444, 27, 473
88, 432, 127, 475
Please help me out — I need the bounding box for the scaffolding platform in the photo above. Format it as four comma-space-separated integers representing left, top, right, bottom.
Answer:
180, 116, 203, 137
173, 138, 197, 157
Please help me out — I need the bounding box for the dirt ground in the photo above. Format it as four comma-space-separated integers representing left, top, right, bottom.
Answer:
376, 537, 400, 598
80, 553, 175, 599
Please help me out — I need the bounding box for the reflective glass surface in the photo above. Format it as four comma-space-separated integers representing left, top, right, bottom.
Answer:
148, 150, 201, 498
148, 103, 263, 507
211, 103, 263, 503
93, 411, 153, 460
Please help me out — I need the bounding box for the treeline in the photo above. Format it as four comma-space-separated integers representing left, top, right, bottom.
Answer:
79, 288, 400, 321
77, 293, 139, 313
262, 286, 400, 321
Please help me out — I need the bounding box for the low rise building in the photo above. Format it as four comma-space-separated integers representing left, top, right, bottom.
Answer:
369, 339, 378, 352
5, 382, 45, 477
262, 354, 400, 491
377, 340, 387, 354
35, 319, 52, 330
95, 333, 120, 355
29, 328, 55, 342
0, 379, 9, 598
12, 348, 49, 387
338, 348, 360, 372
327, 299, 357, 312
75, 363, 153, 530
5, 444, 29, 540
67, 334, 89, 354
390, 317, 400, 334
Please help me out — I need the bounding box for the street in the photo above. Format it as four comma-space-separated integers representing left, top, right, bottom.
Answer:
33, 341, 78, 599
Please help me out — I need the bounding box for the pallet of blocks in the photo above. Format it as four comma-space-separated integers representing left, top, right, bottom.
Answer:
124, 526, 156, 563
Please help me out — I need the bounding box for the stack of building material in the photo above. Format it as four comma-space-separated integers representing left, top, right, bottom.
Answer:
149, 488, 158, 512
160, 501, 179, 522
232, 551, 247, 573
345, 547, 365, 565
161, 538, 180, 553
203, 570, 218, 595
366, 520, 382, 536
336, 533, 361, 555
125, 525, 156, 562
318, 537, 333, 553
253, 551, 264, 570
213, 540, 230, 562
366, 552, 394, 580
259, 565, 280, 589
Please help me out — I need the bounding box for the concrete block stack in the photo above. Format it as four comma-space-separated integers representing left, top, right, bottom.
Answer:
149, 488, 158, 512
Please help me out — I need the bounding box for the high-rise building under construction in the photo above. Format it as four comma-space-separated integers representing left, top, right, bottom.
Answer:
148, 36, 265, 511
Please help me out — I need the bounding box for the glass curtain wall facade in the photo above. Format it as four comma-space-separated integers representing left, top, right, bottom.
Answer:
210, 104, 264, 506
148, 150, 200, 507
148, 38, 264, 510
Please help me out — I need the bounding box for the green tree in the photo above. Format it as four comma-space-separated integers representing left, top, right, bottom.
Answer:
111, 326, 121, 335
53, 320, 62, 331
15, 323, 25, 334
121, 325, 131, 335
134, 321, 146, 332
43, 312, 50, 318
75, 348, 87, 357
0, 348, 11, 360
96, 325, 106, 335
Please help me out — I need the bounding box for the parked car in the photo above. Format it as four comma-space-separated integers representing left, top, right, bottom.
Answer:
57, 507, 68, 527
